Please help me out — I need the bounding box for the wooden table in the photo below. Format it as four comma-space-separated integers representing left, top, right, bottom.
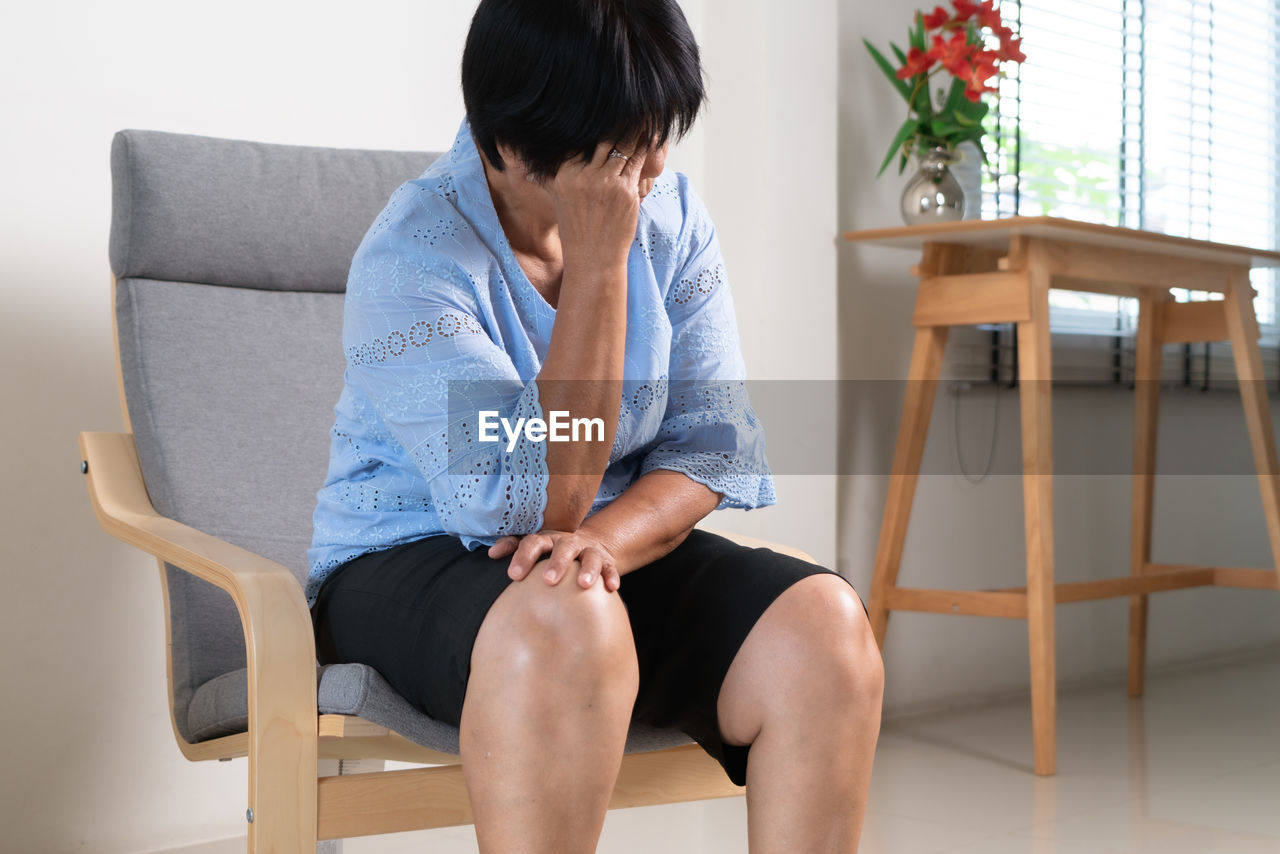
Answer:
843, 216, 1280, 776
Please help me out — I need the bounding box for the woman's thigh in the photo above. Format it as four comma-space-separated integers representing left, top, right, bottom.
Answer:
310, 535, 635, 727
310, 535, 515, 727
615, 528, 859, 786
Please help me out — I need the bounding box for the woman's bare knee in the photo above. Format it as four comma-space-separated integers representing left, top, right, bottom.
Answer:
717, 574, 882, 746
470, 558, 638, 695
784, 577, 884, 711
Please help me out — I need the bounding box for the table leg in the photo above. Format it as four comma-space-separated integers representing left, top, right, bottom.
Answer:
1018, 246, 1056, 776
1128, 292, 1168, 698
1222, 268, 1280, 580
867, 324, 949, 649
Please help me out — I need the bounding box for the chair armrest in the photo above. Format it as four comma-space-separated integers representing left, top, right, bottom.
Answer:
700, 526, 816, 565
78, 431, 318, 846
79, 432, 310, 608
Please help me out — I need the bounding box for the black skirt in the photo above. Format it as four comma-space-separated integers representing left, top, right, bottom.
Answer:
310, 527, 859, 787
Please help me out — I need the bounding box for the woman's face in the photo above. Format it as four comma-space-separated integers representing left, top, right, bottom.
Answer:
620, 133, 668, 200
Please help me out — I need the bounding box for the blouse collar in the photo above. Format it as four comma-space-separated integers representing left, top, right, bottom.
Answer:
437, 117, 558, 324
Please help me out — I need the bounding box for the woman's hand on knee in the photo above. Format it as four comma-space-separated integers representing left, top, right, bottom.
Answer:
489, 530, 621, 592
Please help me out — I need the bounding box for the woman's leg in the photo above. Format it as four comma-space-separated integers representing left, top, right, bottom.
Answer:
460, 557, 639, 854
716, 572, 884, 853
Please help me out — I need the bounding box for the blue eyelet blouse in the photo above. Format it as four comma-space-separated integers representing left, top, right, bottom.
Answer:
306, 116, 775, 606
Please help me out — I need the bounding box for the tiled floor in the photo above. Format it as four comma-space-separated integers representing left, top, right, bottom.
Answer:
860, 652, 1280, 853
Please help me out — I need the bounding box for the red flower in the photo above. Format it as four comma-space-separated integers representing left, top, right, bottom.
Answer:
895, 45, 935, 79
994, 27, 1026, 62
963, 52, 1001, 100
931, 30, 975, 77
922, 5, 951, 29
952, 0, 980, 20
976, 0, 1003, 30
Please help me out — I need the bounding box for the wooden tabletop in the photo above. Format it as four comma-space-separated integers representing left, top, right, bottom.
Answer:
843, 216, 1280, 269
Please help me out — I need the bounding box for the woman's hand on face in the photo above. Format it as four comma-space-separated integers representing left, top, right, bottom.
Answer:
488, 530, 622, 592
544, 139, 649, 273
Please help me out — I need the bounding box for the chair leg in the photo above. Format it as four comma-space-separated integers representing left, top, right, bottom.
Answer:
1128, 292, 1167, 697
1017, 247, 1056, 776
1222, 268, 1280, 581
248, 750, 317, 854
867, 324, 949, 648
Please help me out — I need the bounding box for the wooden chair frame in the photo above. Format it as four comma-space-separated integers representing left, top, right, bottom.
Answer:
84, 271, 821, 849
81, 428, 822, 849
95, 109, 836, 847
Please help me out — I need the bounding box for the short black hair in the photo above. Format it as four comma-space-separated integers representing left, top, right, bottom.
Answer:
461, 0, 707, 182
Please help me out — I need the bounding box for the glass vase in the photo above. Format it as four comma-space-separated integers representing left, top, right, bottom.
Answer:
900, 145, 965, 225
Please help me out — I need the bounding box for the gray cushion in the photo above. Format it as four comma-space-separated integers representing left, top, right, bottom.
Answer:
116, 277, 347, 741
188, 663, 695, 755
116, 277, 343, 581
110, 129, 436, 291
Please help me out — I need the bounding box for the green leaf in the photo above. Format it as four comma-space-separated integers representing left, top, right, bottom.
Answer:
955, 96, 989, 120
890, 43, 908, 67
908, 13, 925, 52
878, 117, 920, 177
863, 39, 911, 100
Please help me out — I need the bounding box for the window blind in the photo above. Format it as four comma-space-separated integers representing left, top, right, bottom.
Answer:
955, 0, 1280, 387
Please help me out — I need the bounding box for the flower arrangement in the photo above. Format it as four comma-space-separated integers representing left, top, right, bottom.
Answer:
863, 0, 1026, 177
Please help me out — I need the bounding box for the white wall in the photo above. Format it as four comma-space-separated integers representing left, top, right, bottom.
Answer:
0, 0, 836, 851
689, 0, 840, 564
838, 0, 1280, 718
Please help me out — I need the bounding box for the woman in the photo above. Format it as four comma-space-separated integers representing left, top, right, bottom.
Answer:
307, 0, 883, 851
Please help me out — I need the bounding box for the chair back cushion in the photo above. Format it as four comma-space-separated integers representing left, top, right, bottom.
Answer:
110, 129, 434, 291
110, 129, 438, 741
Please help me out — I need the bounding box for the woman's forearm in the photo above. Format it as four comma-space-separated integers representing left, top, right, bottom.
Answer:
578, 469, 722, 574
536, 263, 628, 531
531, 140, 651, 533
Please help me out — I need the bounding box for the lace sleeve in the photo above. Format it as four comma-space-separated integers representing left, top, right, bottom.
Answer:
343, 228, 548, 547
639, 183, 776, 509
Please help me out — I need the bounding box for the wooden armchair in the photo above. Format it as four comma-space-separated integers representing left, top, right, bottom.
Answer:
81, 128, 811, 851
